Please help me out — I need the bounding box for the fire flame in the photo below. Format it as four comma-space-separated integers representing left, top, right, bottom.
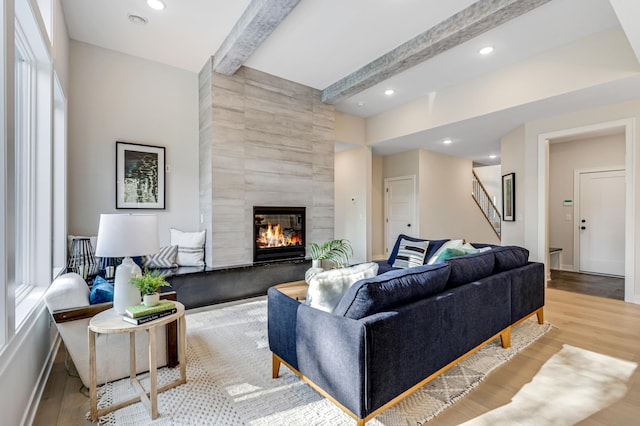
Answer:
257, 223, 302, 248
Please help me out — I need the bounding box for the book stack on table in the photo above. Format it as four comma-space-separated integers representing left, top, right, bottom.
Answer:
123, 300, 177, 325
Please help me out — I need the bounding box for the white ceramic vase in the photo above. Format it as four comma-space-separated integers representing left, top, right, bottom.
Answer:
143, 292, 160, 307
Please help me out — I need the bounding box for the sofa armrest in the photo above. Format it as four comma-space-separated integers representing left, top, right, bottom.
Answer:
268, 287, 368, 418
50, 291, 179, 368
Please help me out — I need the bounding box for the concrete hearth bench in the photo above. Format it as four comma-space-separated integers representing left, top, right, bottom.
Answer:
157, 259, 310, 310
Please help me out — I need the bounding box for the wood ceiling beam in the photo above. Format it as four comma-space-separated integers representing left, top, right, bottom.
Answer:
213, 0, 301, 76
321, 0, 553, 104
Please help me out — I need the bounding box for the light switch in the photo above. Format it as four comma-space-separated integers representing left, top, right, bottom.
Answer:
565, 214, 572, 221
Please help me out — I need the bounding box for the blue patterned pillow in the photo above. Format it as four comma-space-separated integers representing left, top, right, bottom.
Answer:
89, 276, 114, 304
392, 238, 429, 269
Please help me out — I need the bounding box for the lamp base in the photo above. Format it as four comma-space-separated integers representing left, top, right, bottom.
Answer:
113, 257, 142, 314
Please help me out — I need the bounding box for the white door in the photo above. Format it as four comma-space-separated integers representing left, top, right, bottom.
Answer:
384, 176, 417, 255
579, 170, 625, 276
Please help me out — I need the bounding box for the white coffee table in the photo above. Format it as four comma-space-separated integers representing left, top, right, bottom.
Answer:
88, 302, 186, 421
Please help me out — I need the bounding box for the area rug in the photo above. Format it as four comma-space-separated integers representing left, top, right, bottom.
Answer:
95, 299, 551, 425
460, 344, 638, 426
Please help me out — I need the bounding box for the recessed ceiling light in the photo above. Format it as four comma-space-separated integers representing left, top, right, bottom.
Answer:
356, 101, 365, 107
128, 13, 148, 24
384, 89, 394, 96
489, 154, 497, 159
479, 46, 494, 55
147, 0, 166, 10
443, 139, 452, 145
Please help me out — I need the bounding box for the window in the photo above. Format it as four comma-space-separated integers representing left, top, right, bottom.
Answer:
14, 24, 35, 302
8, 0, 59, 331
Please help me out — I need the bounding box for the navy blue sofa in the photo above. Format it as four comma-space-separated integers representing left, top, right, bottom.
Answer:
267, 245, 544, 425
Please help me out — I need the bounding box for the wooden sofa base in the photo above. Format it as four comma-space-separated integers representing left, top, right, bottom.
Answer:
272, 307, 544, 426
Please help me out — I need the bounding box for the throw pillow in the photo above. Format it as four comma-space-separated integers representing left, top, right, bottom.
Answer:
306, 262, 379, 313
143, 245, 178, 268
170, 228, 205, 267
392, 238, 429, 269
434, 246, 490, 263
387, 235, 449, 266
89, 276, 115, 304
427, 239, 463, 264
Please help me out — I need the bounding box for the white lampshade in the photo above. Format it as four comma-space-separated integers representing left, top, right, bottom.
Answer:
95, 214, 160, 257
95, 214, 160, 314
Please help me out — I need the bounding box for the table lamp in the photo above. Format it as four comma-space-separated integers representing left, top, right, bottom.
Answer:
95, 214, 159, 314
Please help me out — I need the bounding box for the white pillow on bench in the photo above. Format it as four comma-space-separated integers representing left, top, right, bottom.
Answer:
170, 228, 205, 267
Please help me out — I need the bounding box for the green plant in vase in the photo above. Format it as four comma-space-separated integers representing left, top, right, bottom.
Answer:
130, 269, 171, 307
309, 239, 353, 269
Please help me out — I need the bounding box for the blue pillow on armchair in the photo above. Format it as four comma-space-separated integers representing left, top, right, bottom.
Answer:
387, 234, 449, 266
89, 276, 114, 304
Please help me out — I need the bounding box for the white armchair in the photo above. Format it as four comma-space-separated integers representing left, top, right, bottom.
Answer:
44, 272, 178, 388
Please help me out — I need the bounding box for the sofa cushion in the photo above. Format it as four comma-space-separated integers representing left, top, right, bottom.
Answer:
334, 263, 450, 319
392, 238, 429, 269
387, 234, 449, 266
492, 245, 530, 272
375, 260, 398, 275
306, 263, 379, 313
444, 250, 495, 288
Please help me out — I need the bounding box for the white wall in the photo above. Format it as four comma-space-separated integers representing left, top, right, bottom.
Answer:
501, 98, 640, 303
500, 125, 527, 246
549, 134, 625, 270
418, 150, 500, 244
381, 149, 500, 251
335, 147, 372, 263
67, 41, 199, 244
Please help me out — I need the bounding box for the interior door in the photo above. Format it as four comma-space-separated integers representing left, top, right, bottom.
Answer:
384, 176, 417, 255
579, 169, 625, 276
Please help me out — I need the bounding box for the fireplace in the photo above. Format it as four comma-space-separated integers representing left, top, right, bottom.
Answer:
253, 206, 306, 263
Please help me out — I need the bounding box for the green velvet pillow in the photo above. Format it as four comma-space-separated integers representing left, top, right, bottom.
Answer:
435, 247, 486, 263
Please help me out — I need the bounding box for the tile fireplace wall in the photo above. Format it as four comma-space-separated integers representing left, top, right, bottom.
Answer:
199, 62, 335, 267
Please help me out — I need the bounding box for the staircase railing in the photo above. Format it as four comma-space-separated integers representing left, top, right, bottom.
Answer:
472, 170, 501, 239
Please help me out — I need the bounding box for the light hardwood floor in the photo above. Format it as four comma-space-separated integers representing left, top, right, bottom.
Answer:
34, 288, 640, 425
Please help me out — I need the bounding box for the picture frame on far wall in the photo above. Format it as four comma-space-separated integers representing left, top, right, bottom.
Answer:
502, 172, 515, 221
116, 141, 166, 209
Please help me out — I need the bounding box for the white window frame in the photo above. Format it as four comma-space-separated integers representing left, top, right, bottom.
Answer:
10, 0, 55, 331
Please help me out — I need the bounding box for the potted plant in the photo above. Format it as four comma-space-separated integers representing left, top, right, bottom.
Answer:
130, 269, 171, 307
309, 239, 353, 269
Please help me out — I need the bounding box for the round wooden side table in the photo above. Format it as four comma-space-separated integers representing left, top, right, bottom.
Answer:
88, 301, 186, 421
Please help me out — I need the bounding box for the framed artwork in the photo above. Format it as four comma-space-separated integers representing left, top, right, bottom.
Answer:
116, 141, 165, 209
502, 172, 515, 221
